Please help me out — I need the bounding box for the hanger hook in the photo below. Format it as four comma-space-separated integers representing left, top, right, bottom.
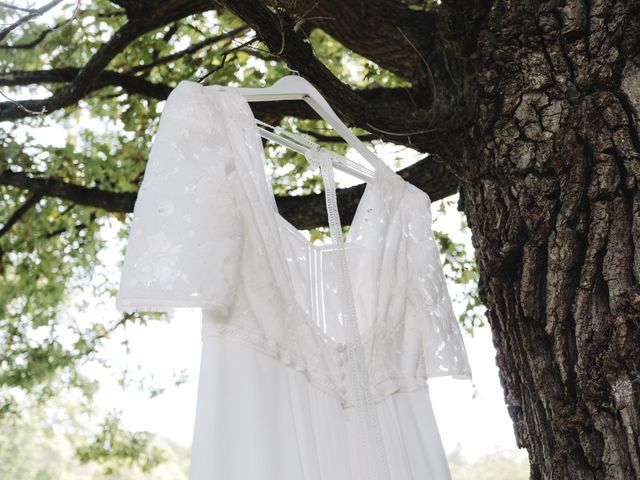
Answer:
304, 145, 332, 171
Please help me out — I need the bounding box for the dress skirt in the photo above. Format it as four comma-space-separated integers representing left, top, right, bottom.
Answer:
188, 328, 453, 480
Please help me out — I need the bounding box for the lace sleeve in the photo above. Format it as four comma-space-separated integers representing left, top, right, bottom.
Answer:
407, 192, 472, 380
115, 81, 244, 318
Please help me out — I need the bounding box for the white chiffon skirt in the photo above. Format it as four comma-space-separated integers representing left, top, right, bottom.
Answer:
188, 333, 452, 479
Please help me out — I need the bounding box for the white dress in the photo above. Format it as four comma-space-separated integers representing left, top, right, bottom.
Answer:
115, 79, 472, 479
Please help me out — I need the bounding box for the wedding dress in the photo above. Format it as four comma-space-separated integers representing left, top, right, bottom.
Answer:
115, 79, 472, 479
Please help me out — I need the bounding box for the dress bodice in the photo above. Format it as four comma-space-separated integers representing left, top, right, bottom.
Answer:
115, 79, 472, 409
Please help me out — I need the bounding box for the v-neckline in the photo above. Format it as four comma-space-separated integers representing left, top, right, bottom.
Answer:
193, 80, 384, 251
268, 168, 379, 251
251, 124, 381, 252
195, 81, 398, 346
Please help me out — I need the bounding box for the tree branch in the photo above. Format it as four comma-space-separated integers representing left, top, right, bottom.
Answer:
0, 170, 136, 213
0, 0, 65, 43
0, 160, 458, 228
267, 0, 484, 165
0, 69, 433, 125
0, 0, 221, 121
0, 19, 145, 120
276, 0, 438, 83
0, 68, 173, 100
0, 193, 42, 237
218, 0, 454, 156
296, 128, 377, 143
0, 1, 41, 13
0, 15, 73, 49
127, 25, 252, 75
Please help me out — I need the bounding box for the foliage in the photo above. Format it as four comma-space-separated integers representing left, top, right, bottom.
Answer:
433, 198, 484, 334
0, 380, 189, 479
447, 446, 530, 480
75, 410, 167, 475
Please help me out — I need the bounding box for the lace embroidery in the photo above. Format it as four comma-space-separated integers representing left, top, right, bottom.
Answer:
116, 85, 244, 317
116, 79, 473, 419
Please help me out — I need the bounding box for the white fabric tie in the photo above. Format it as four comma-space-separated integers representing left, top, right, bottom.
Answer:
303, 146, 391, 480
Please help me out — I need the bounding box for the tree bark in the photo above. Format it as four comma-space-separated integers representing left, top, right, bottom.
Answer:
458, 0, 640, 477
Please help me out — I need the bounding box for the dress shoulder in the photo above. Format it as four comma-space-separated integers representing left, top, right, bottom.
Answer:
116, 82, 245, 317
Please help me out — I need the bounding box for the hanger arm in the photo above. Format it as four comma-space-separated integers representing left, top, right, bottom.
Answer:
231, 76, 387, 173
256, 119, 374, 182
257, 126, 373, 183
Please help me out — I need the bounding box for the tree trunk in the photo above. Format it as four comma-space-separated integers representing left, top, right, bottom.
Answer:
458, 0, 640, 478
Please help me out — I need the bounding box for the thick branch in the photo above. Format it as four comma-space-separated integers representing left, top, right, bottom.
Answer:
0, 170, 136, 213
0, 68, 174, 100
0, 193, 42, 237
0, 69, 434, 127
277, 0, 437, 83
219, 0, 454, 156
273, 0, 488, 168
0, 160, 457, 228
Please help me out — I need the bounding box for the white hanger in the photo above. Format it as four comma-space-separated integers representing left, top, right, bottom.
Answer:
254, 119, 375, 182
229, 75, 388, 181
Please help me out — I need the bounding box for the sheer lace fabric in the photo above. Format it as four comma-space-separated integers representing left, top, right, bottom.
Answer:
116, 79, 472, 479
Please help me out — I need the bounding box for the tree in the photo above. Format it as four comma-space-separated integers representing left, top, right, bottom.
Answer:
447, 445, 530, 480
0, 374, 189, 478
1, 1, 638, 478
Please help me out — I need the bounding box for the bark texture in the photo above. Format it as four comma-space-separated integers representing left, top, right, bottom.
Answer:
458, 0, 640, 478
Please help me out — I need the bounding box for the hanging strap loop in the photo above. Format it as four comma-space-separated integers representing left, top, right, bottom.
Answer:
304, 145, 331, 172
302, 145, 391, 480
